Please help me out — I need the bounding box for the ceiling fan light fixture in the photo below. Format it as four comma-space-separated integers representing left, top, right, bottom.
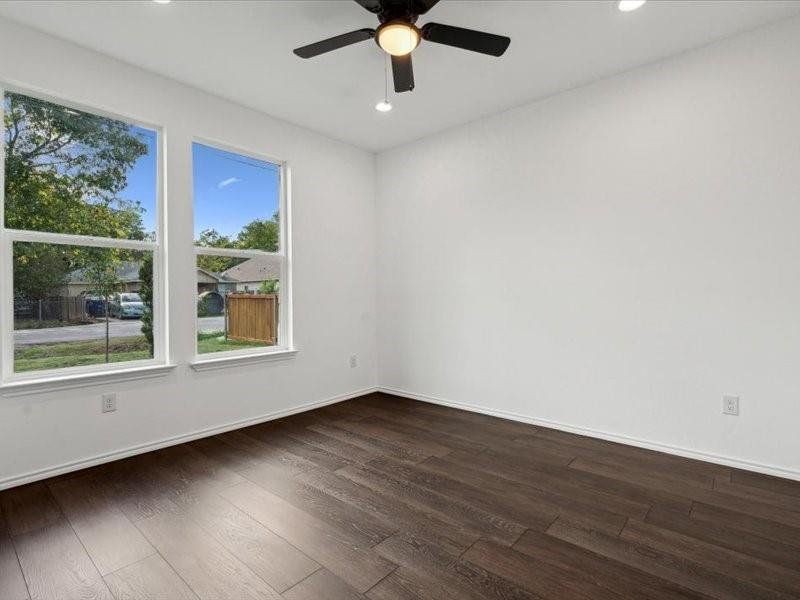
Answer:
617, 0, 646, 12
377, 22, 420, 56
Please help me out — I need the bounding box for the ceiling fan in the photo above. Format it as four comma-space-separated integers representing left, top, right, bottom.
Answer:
293, 0, 511, 93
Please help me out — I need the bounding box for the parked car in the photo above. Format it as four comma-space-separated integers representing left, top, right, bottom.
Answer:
83, 294, 107, 318
108, 292, 144, 319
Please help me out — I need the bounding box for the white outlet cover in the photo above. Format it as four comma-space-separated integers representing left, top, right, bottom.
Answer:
723, 395, 740, 416
102, 393, 117, 413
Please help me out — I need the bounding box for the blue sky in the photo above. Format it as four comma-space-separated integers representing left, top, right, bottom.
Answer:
121, 132, 280, 240
191, 142, 280, 241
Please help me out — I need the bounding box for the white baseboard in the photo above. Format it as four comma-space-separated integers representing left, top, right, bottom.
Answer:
0, 386, 378, 491
378, 386, 800, 482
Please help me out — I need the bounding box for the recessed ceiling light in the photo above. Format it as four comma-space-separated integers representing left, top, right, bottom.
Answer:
618, 0, 646, 12
153, 0, 171, 4
375, 100, 393, 113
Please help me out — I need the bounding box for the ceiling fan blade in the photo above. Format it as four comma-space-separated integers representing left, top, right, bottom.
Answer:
421, 22, 510, 57
392, 54, 414, 93
353, 0, 382, 13
293, 28, 375, 59
411, 0, 440, 14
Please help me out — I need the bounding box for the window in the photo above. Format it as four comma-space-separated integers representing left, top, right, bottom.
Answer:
192, 141, 290, 358
1, 90, 163, 380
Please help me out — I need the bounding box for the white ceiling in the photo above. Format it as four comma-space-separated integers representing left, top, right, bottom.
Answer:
1, 1, 798, 152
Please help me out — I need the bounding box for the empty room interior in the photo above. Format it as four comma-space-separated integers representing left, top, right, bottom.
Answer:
1, 0, 800, 598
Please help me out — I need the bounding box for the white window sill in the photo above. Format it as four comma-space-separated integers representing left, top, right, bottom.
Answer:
0, 364, 177, 398
190, 348, 298, 372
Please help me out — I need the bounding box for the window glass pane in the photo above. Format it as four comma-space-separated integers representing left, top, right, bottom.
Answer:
192, 142, 280, 252
13, 242, 155, 373
196, 254, 281, 354
3, 92, 157, 240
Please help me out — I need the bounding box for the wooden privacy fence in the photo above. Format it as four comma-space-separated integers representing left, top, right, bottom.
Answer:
226, 293, 278, 344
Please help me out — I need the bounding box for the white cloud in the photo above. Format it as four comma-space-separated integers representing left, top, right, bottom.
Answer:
217, 177, 241, 189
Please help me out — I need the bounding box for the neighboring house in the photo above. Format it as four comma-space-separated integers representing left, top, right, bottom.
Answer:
221, 255, 282, 292
65, 261, 143, 297
197, 268, 237, 294
66, 263, 239, 297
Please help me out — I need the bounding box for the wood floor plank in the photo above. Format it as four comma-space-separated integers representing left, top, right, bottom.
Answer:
463, 539, 613, 600
621, 518, 800, 598
713, 476, 800, 512
572, 457, 800, 529
180, 492, 319, 593
730, 470, 800, 498
48, 473, 155, 575
296, 466, 476, 555
14, 519, 114, 600
283, 427, 378, 465
103, 554, 198, 600
374, 532, 538, 600
353, 411, 487, 454
282, 568, 363, 600
332, 417, 452, 458
646, 505, 800, 572
337, 463, 527, 545
241, 462, 395, 547
446, 448, 650, 519
690, 502, 800, 550
134, 509, 282, 600
514, 529, 711, 600
422, 454, 628, 536
219, 480, 395, 593
364, 568, 426, 600
0, 483, 62, 537
0, 511, 29, 600
547, 519, 787, 600
309, 423, 430, 464
99, 454, 180, 522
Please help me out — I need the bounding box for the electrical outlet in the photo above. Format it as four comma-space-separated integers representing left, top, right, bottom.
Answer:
723, 395, 739, 416
349, 354, 358, 368
102, 393, 117, 413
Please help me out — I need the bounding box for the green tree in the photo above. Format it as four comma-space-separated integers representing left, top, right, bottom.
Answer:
84, 249, 122, 362
139, 253, 154, 356
195, 228, 238, 273
12, 242, 71, 302
4, 92, 149, 301
236, 212, 279, 252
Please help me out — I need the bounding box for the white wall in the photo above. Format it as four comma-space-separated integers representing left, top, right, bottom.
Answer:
376, 17, 800, 479
0, 18, 378, 488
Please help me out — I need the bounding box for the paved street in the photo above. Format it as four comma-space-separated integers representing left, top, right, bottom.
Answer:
14, 316, 225, 345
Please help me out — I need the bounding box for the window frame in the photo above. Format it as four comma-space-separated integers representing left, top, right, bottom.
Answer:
190, 137, 293, 362
0, 84, 168, 384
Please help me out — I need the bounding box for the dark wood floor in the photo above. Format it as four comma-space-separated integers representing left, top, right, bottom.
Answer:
1, 392, 799, 600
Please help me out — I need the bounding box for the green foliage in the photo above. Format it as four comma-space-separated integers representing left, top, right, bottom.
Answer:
12, 242, 70, 301
237, 217, 279, 252
139, 253, 154, 355
258, 279, 279, 294
84, 249, 123, 299
195, 209, 280, 274
197, 295, 213, 317
195, 229, 238, 273
5, 92, 150, 301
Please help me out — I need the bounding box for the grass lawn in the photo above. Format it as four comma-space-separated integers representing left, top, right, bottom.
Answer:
197, 331, 268, 354
14, 336, 151, 373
